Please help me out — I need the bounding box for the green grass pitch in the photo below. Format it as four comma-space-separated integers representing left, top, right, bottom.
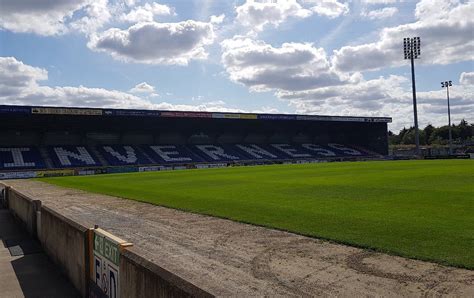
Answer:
40, 159, 474, 269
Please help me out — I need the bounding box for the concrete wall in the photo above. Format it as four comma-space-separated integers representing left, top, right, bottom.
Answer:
120, 247, 213, 298
5, 187, 40, 236
39, 206, 90, 297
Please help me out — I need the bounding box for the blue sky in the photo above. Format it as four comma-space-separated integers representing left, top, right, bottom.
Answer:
0, 0, 472, 131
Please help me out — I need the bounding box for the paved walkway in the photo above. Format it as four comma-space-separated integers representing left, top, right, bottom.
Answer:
0, 208, 79, 298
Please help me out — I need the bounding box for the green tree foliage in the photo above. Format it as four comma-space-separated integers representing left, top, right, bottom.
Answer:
391, 120, 473, 145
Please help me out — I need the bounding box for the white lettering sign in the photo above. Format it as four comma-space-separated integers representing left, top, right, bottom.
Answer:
54, 147, 96, 166
0, 148, 35, 167
150, 146, 191, 162
103, 146, 137, 164
195, 145, 239, 160
236, 144, 277, 159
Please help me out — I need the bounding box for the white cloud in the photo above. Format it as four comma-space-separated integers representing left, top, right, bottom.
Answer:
305, 0, 349, 19
278, 75, 408, 111
0, 57, 48, 97
129, 82, 158, 97
120, 2, 174, 23
88, 20, 215, 65
0, 56, 155, 108
362, 0, 399, 4
221, 36, 347, 92
69, 0, 111, 35
129, 82, 155, 93
414, 0, 458, 20
332, 0, 474, 72
235, 0, 312, 31
361, 7, 398, 20
0, 56, 251, 113
210, 14, 226, 24
460, 72, 474, 86
0, 0, 89, 36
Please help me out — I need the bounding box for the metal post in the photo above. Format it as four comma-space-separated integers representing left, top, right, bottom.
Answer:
446, 85, 453, 155
441, 80, 453, 155
404, 37, 421, 157
410, 53, 420, 156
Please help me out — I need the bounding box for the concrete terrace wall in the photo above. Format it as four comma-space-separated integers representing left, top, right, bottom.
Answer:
1, 182, 213, 298
39, 206, 90, 297
7, 187, 39, 236
121, 247, 213, 298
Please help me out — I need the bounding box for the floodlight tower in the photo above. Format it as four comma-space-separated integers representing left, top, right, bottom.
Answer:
441, 80, 453, 155
403, 37, 421, 156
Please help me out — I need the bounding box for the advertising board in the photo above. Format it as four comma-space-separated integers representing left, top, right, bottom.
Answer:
103, 109, 161, 117
31, 107, 103, 116
77, 170, 97, 176
161, 111, 212, 118
138, 165, 173, 172
35, 169, 75, 178
0, 171, 37, 179
106, 166, 138, 174
239, 114, 258, 119
206, 163, 227, 168
258, 114, 297, 120
0, 105, 31, 114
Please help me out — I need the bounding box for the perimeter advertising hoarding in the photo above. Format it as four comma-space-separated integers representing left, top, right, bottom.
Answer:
297, 115, 367, 122
211, 113, 258, 119
240, 114, 258, 119
91, 228, 132, 298
0, 106, 31, 114
0, 171, 37, 179
138, 165, 173, 172
161, 111, 212, 118
103, 109, 161, 117
106, 166, 138, 174
31, 107, 103, 116
258, 114, 297, 120
0, 105, 392, 122
35, 169, 75, 177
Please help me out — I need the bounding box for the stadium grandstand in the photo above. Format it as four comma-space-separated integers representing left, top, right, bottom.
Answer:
0, 105, 391, 179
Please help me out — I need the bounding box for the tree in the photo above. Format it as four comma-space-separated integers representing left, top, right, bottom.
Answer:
390, 120, 472, 145
401, 128, 426, 145
423, 124, 435, 145
457, 119, 472, 140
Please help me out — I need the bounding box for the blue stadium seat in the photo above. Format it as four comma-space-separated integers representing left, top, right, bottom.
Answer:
49, 146, 101, 168
98, 145, 151, 166
0, 147, 46, 170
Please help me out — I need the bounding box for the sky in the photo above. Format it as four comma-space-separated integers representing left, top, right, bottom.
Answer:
0, 0, 472, 132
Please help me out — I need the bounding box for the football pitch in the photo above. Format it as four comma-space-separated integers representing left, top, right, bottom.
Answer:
40, 159, 474, 269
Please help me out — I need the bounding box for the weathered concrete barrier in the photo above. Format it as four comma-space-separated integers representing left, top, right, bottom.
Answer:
120, 247, 213, 298
5, 185, 40, 236
39, 206, 91, 297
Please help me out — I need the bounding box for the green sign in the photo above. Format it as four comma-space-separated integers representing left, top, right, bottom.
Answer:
94, 232, 120, 266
